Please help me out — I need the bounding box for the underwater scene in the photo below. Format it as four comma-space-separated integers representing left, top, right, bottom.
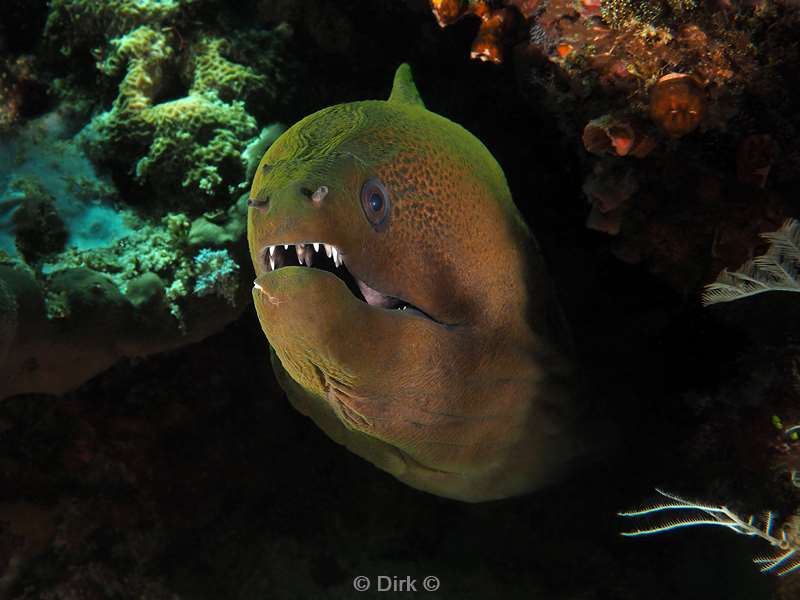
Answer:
1, 0, 800, 598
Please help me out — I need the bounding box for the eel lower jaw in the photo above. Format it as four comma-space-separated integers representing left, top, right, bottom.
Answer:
256, 241, 445, 324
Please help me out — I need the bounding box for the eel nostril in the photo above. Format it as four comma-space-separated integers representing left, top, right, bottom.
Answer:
248, 188, 270, 209
312, 186, 328, 203
248, 196, 269, 209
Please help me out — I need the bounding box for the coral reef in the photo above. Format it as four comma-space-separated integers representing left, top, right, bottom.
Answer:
0, 0, 295, 399
0, 0, 797, 597
429, 0, 800, 294
0, 105, 255, 398
80, 25, 273, 204
582, 114, 655, 157
42, 0, 292, 207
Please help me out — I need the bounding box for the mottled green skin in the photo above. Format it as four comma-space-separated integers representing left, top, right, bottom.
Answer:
248, 65, 580, 502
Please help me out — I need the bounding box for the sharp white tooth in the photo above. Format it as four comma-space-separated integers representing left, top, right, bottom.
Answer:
324, 244, 333, 258
269, 246, 275, 257
331, 246, 339, 266
313, 242, 320, 252
296, 245, 305, 264
304, 249, 313, 267
269, 255, 275, 270
284, 244, 289, 250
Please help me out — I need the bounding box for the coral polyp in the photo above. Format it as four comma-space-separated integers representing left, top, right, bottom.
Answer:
429, 0, 470, 27
471, 7, 520, 64
648, 72, 705, 137
429, 0, 524, 64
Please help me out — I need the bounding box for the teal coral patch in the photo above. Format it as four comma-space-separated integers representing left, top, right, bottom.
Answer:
193, 248, 239, 306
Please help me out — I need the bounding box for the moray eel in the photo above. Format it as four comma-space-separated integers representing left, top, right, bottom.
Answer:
248, 64, 583, 502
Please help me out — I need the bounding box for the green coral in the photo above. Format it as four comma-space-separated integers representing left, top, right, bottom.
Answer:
186, 35, 267, 102
44, 212, 193, 324
77, 19, 285, 205
0, 0, 280, 397
98, 25, 173, 110
130, 94, 257, 195
44, 0, 185, 55
45, 0, 291, 208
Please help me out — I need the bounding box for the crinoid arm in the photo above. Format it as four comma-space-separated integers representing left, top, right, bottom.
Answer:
619, 489, 800, 576
703, 219, 800, 306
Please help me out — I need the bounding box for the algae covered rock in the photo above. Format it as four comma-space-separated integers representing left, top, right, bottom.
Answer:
48, 267, 129, 326
0, 275, 17, 364
11, 182, 68, 261
125, 271, 166, 309
44, 0, 185, 55
188, 193, 249, 247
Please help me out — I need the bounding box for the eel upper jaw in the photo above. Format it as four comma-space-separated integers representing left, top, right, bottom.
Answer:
255, 241, 447, 325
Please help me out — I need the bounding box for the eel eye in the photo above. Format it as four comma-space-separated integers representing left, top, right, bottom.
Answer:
360, 177, 390, 230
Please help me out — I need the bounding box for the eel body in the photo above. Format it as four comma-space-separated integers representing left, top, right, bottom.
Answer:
248, 64, 580, 502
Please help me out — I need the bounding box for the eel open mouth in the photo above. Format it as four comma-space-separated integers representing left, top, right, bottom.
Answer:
257, 242, 440, 322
